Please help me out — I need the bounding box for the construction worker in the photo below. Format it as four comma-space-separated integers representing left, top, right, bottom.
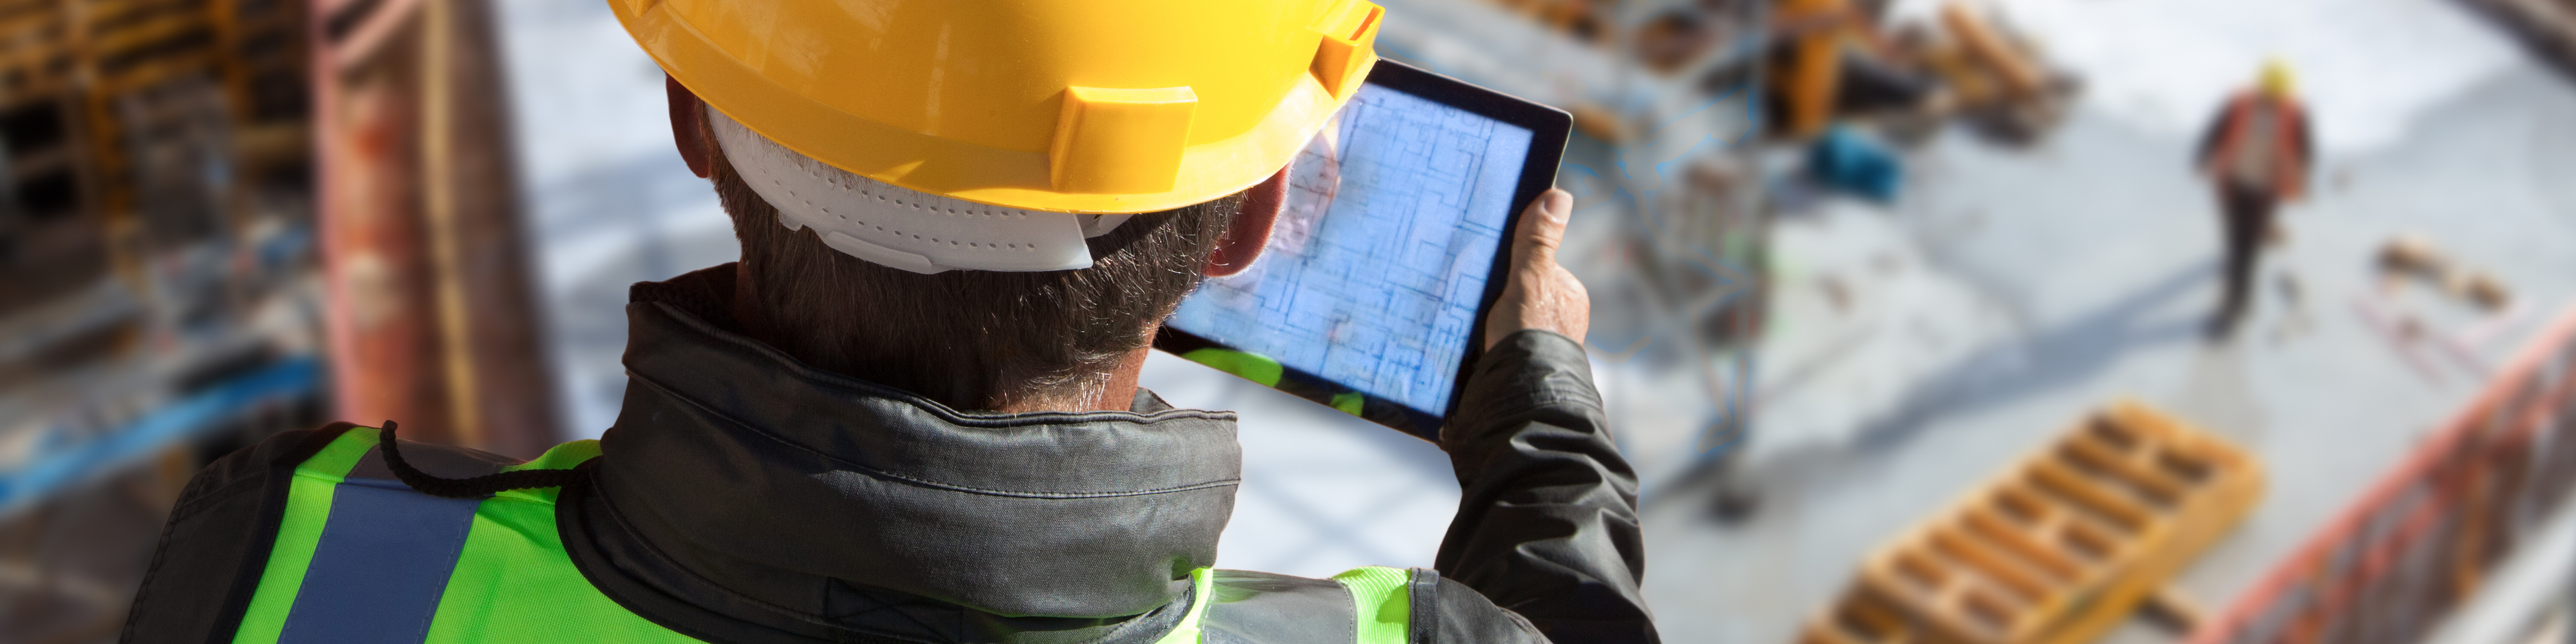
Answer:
2195, 60, 2315, 339
119, 2, 1655, 644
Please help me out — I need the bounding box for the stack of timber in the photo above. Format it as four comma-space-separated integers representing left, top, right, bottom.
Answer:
1804, 401, 2266, 644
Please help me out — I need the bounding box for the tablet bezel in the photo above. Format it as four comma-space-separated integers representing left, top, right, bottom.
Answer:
1152, 58, 1572, 442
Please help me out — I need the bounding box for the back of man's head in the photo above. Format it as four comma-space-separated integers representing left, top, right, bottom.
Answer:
629, 0, 1373, 411
701, 130, 1245, 412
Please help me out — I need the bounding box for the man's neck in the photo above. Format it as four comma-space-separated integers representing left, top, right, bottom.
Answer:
730, 262, 1151, 414
984, 346, 1152, 413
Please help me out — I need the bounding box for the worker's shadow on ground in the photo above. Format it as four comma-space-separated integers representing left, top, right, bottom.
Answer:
1847, 256, 2219, 453
1679, 258, 2220, 522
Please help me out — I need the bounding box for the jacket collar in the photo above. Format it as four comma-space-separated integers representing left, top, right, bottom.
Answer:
588, 265, 1241, 631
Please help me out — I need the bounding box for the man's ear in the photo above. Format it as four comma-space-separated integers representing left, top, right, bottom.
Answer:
1205, 166, 1288, 277
668, 75, 712, 179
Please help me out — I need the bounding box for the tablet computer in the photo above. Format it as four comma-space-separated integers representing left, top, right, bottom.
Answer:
1154, 58, 1572, 442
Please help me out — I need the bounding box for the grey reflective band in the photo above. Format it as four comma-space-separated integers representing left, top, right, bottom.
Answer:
275, 480, 480, 643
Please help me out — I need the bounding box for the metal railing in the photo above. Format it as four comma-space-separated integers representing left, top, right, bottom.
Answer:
2192, 301, 2576, 644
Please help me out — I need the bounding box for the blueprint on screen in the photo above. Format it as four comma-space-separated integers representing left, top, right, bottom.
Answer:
1169, 83, 1535, 415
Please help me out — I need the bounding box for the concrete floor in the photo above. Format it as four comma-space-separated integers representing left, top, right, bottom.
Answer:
1644, 60, 2576, 643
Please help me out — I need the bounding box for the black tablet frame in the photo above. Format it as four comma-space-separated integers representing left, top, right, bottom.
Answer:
1153, 58, 1572, 442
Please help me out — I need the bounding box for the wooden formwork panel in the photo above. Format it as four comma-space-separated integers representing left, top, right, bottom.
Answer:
1805, 400, 2267, 644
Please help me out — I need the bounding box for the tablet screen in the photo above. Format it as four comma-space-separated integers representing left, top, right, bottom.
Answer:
1165, 80, 1536, 419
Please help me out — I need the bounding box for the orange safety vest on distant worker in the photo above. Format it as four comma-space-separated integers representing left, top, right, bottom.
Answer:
2203, 93, 2312, 201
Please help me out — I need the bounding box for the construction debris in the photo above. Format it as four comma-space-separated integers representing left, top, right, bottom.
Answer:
1809, 126, 1906, 202
1769, 0, 2078, 146
1937, 3, 2047, 103
2456, 271, 2513, 311
2378, 233, 2451, 276
1635, 8, 1734, 75
1802, 401, 2265, 644
1899, 3, 2078, 145
1569, 102, 1637, 145
2269, 272, 2313, 343
2377, 233, 2516, 312
1484, 0, 1608, 42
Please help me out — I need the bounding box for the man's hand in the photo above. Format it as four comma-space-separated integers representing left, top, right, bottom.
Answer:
1486, 189, 1588, 350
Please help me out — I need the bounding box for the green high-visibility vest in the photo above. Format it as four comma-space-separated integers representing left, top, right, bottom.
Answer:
229, 427, 1416, 643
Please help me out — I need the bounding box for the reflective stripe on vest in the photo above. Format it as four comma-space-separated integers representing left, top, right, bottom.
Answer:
229, 427, 1416, 643
231, 427, 686, 644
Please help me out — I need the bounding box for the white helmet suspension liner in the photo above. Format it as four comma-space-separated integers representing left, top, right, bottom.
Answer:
707, 107, 1132, 274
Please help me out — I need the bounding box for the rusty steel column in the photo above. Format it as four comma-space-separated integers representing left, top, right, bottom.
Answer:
313, 0, 558, 458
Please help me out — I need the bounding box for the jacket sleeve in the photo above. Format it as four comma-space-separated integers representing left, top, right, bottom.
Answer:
2292, 105, 2316, 170
2194, 97, 2233, 171
121, 424, 352, 644
1433, 330, 1656, 644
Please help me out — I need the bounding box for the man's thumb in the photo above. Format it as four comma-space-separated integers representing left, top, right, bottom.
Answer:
1519, 189, 1572, 260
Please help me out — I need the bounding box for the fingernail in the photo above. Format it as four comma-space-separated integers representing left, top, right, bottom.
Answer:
1544, 190, 1571, 223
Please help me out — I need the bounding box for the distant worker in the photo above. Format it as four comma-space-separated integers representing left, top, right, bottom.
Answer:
119, 2, 1657, 644
2194, 60, 2315, 339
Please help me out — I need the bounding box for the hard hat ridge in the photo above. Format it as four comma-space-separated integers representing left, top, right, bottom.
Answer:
613, 0, 1381, 215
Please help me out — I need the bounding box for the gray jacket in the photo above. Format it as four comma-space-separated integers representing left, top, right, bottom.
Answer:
120, 264, 1657, 644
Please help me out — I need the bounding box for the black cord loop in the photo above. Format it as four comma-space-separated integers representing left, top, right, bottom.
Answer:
378, 421, 585, 498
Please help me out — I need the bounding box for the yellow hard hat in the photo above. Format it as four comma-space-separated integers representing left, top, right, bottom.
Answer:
2259, 59, 2295, 97
611, 0, 1384, 216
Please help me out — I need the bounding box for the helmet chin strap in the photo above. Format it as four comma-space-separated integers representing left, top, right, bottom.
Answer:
707, 106, 1129, 274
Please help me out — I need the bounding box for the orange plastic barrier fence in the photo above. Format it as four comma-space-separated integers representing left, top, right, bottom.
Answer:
2188, 302, 2576, 644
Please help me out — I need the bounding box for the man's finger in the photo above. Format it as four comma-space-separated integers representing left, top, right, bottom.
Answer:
1515, 189, 1572, 266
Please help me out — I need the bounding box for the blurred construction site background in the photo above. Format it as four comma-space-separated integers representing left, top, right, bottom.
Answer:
5, 0, 2576, 643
